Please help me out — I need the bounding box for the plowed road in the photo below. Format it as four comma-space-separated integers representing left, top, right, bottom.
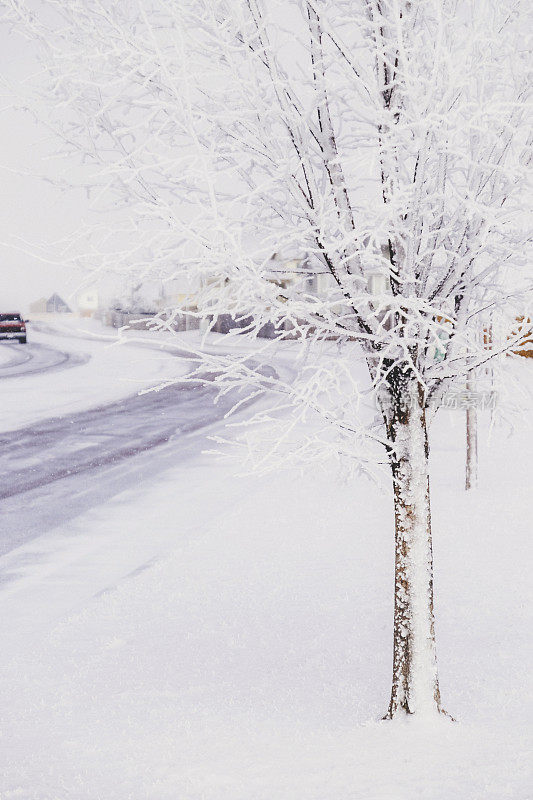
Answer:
0, 326, 276, 556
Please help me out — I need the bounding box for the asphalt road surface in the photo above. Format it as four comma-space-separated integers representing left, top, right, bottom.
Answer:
0, 363, 274, 558
0, 379, 250, 502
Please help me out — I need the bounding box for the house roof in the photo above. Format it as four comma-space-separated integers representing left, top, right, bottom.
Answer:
47, 293, 72, 312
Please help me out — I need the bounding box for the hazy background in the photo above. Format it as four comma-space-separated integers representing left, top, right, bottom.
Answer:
0, 24, 94, 313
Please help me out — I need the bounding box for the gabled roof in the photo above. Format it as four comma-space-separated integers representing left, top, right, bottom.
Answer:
46, 293, 72, 312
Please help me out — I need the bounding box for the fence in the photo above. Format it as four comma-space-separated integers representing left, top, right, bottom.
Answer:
102, 310, 200, 332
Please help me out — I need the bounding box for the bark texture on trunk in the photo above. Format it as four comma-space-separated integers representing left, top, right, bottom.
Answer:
382, 372, 442, 717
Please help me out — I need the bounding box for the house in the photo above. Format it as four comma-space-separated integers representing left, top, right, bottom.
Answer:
29, 294, 72, 314
29, 297, 47, 314
45, 294, 72, 313
77, 289, 99, 318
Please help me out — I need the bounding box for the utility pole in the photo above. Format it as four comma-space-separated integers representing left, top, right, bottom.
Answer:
465, 375, 478, 491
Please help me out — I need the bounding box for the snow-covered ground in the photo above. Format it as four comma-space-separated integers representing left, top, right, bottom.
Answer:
0, 325, 531, 799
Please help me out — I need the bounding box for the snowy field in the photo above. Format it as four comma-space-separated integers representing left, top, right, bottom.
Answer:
0, 323, 531, 799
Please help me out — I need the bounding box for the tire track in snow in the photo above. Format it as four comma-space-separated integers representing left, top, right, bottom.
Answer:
0, 341, 89, 378
0, 362, 275, 504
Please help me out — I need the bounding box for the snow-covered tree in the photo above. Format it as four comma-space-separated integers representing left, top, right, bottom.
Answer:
5, 0, 531, 717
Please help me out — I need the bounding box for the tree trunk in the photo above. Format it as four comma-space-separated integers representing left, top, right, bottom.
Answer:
382, 373, 443, 717
465, 377, 478, 491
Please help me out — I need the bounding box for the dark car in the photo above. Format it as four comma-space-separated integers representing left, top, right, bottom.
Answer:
0, 313, 27, 344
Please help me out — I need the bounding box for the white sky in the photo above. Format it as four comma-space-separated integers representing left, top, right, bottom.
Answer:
0, 26, 91, 313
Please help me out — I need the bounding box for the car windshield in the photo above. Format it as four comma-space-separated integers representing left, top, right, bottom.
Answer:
0, 314, 21, 321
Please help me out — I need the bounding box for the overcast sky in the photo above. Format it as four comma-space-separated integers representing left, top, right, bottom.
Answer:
0, 25, 91, 313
